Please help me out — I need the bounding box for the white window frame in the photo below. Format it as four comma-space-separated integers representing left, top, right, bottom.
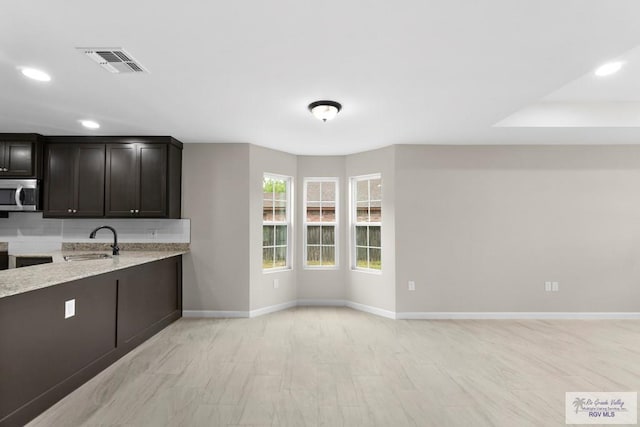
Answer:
350, 173, 382, 273
262, 173, 293, 272
303, 177, 339, 270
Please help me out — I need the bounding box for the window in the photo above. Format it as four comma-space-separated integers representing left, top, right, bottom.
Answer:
304, 178, 338, 268
351, 174, 382, 271
263, 174, 291, 270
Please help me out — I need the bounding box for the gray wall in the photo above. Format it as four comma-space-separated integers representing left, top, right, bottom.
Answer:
181, 143, 640, 316
296, 156, 347, 302
249, 145, 298, 311
345, 146, 396, 313
395, 145, 640, 313
182, 144, 251, 312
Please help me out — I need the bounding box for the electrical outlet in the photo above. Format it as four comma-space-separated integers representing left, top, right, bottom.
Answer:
551, 281, 559, 292
273, 279, 279, 289
408, 280, 416, 291
65, 299, 75, 319
545, 281, 552, 292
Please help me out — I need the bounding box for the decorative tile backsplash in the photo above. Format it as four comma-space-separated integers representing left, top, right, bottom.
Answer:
0, 213, 190, 254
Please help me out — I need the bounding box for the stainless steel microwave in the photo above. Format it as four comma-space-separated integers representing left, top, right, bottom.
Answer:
0, 179, 39, 211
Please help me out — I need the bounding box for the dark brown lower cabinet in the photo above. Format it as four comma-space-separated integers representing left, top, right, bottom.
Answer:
0, 256, 182, 427
118, 257, 181, 345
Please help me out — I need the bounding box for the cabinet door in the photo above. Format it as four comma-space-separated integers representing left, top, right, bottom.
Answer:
0, 274, 117, 422
43, 144, 76, 217
75, 145, 105, 216
117, 257, 180, 345
105, 144, 137, 217
137, 144, 167, 217
2, 142, 33, 176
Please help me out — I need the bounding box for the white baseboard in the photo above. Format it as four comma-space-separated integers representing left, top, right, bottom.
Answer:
249, 301, 297, 318
185, 306, 640, 321
183, 310, 249, 318
346, 301, 396, 319
395, 312, 640, 320
297, 299, 347, 307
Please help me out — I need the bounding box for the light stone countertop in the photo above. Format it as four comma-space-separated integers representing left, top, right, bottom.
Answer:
0, 250, 187, 299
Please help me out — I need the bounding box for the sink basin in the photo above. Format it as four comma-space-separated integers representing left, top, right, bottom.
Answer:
63, 253, 112, 262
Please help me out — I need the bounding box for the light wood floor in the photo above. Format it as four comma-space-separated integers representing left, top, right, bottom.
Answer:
28, 307, 640, 426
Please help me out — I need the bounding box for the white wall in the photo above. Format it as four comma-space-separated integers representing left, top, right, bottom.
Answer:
182, 143, 250, 312
395, 145, 640, 314
345, 146, 396, 313
249, 145, 298, 311
0, 212, 189, 254
296, 156, 347, 302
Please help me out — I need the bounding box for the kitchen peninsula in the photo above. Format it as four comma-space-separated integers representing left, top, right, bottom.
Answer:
0, 245, 187, 427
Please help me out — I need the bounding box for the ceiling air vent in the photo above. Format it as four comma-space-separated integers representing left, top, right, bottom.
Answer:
77, 48, 148, 74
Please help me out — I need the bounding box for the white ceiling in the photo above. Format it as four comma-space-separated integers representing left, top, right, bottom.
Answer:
2, 1, 640, 155
497, 44, 640, 127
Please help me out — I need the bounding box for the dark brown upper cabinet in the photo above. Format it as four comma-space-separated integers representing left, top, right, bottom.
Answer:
43, 143, 105, 217
0, 133, 44, 178
43, 136, 181, 219
105, 138, 182, 218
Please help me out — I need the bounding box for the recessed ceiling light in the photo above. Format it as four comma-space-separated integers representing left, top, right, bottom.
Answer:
79, 120, 100, 129
308, 100, 342, 122
20, 67, 51, 82
594, 61, 624, 77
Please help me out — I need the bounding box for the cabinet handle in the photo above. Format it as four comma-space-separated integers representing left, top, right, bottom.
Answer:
130, 209, 134, 213
68, 209, 72, 213
73, 209, 77, 213
135, 209, 139, 213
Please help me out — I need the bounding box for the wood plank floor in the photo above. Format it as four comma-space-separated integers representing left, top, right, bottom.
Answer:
28, 307, 640, 426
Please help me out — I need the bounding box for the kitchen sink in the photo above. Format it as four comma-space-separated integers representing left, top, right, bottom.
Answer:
63, 253, 112, 262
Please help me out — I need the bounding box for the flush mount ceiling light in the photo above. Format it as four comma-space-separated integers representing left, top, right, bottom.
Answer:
79, 120, 100, 129
594, 61, 624, 77
19, 67, 51, 82
308, 100, 342, 122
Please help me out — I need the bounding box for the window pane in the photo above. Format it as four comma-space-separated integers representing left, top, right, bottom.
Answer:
264, 178, 286, 199
321, 246, 335, 266
356, 247, 368, 268
321, 202, 336, 222
263, 203, 274, 221
274, 190, 286, 201
307, 181, 320, 201
263, 177, 275, 194
369, 226, 381, 248
370, 200, 381, 222
322, 181, 335, 202
307, 245, 321, 265
369, 248, 381, 270
356, 226, 367, 246
356, 202, 369, 222
275, 225, 287, 245
275, 247, 287, 267
306, 201, 320, 222
263, 225, 274, 246
322, 226, 335, 245
263, 247, 274, 269
370, 178, 382, 200
356, 179, 368, 201
307, 226, 320, 245
274, 205, 286, 222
